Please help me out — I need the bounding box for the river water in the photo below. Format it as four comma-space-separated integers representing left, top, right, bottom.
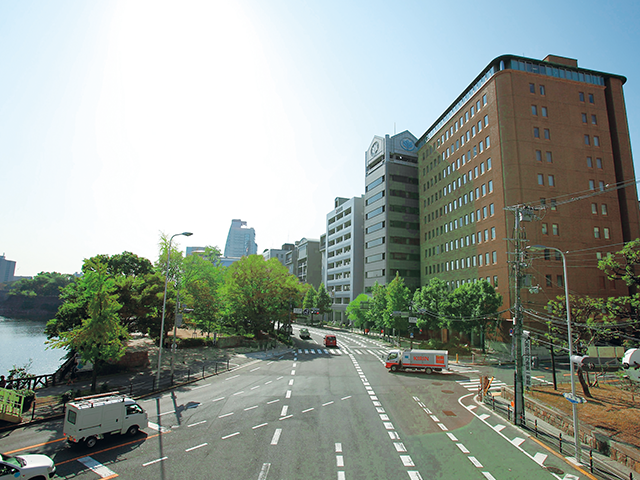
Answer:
0, 316, 66, 377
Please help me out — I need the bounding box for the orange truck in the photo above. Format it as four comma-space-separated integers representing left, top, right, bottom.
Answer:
385, 349, 448, 374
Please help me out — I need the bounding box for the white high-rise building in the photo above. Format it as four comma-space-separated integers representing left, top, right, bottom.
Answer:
324, 197, 364, 324
224, 219, 257, 258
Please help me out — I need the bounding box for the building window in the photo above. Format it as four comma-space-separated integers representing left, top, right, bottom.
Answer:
591, 114, 597, 125
599, 180, 605, 191
483, 94, 487, 105
544, 129, 550, 140
542, 223, 548, 235
542, 106, 548, 117
534, 127, 540, 138
579, 92, 585, 102
529, 83, 535, 93
604, 227, 610, 240
551, 199, 557, 210
587, 157, 593, 167
487, 158, 492, 170
601, 204, 608, 215
483, 206, 488, 218
540, 85, 545, 95
492, 251, 497, 264
596, 158, 603, 169
546, 151, 553, 163
584, 135, 590, 145
490, 203, 495, 215
491, 227, 496, 239
557, 275, 564, 288
594, 227, 600, 238
484, 115, 488, 127
589, 93, 594, 103
536, 150, 542, 162
594, 136, 600, 147
548, 175, 555, 187
531, 105, 538, 116
591, 203, 598, 215
544, 249, 550, 260
546, 274, 552, 287
485, 252, 490, 265
366, 221, 385, 234
552, 224, 559, 236
538, 174, 544, 185
488, 180, 494, 193
582, 113, 588, 123
486, 136, 490, 147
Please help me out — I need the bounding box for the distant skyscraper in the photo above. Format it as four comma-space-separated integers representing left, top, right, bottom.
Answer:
0, 254, 16, 283
224, 219, 258, 258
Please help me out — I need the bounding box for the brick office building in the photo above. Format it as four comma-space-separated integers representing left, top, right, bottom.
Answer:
416, 54, 640, 328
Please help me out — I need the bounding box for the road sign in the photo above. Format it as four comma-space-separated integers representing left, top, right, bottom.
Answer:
293, 308, 302, 314
563, 392, 587, 404
392, 311, 402, 317
408, 317, 418, 323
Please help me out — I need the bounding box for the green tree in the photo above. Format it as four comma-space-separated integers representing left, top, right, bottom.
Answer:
47, 260, 129, 392
222, 256, 304, 336
316, 283, 332, 317
303, 285, 317, 309
182, 247, 226, 337
8, 272, 75, 297
384, 273, 411, 335
412, 278, 450, 333
366, 282, 388, 333
598, 238, 640, 287
444, 280, 502, 352
346, 293, 371, 330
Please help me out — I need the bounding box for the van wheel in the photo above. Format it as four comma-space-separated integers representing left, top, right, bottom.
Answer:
425, 367, 433, 374
127, 425, 139, 436
390, 365, 398, 372
85, 436, 98, 448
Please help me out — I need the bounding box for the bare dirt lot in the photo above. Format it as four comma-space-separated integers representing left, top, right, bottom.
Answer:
529, 381, 640, 449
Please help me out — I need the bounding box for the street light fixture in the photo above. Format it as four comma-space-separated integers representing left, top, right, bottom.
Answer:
528, 244, 580, 463
156, 231, 193, 389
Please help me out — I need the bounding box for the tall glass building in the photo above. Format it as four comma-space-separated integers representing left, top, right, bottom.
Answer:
224, 219, 258, 258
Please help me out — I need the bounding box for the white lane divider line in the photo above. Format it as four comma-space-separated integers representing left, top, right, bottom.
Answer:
511, 437, 526, 447
185, 443, 208, 452
218, 412, 234, 418
408, 472, 424, 480
289, 379, 294, 385
336, 455, 344, 467
468, 456, 483, 468
285, 390, 292, 398
253, 422, 268, 430
267, 399, 280, 404
147, 422, 170, 433
270, 428, 282, 445
190, 383, 211, 390
302, 407, 314, 413
322, 401, 334, 406
335, 443, 342, 453
251, 385, 260, 390
187, 420, 206, 428
400, 455, 415, 467
280, 405, 289, 417
244, 405, 258, 411
438, 423, 448, 431
142, 456, 168, 467
446, 432, 459, 441
456, 443, 470, 454
258, 463, 271, 480
393, 442, 407, 452
265, 380, 273, 385
388, 431, 400, 440
493, 424, 506, 432
212, 396, 225, 402
481, 472, 497, 480
78, 456, 117, 478
533, 452, 548, 465
157, 410, 175, 417
341, 395, 352, 400
225, 374, 240, 381
250, 367, 260, 372
221, 432, 239, 440
233, 391, 244, 396
338, 472, 346, 480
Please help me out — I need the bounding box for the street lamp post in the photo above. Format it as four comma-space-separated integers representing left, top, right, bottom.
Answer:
529, 244, 580, 463
156, 231, 193, 389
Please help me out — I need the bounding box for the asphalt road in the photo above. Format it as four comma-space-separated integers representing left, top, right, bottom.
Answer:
0, 328, 590, 479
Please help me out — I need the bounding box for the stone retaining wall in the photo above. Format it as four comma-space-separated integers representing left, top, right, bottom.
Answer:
501, 387, 640, 473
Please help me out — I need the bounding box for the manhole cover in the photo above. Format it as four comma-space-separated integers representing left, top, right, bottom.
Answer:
442, 390, 454, 394
544, 466, 564, 475
442, 410, 456, 417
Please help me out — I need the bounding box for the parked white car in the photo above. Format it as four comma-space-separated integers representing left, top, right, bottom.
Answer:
0, 452, 56, 479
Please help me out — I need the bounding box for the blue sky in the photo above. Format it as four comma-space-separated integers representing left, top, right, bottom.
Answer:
2, 0, 640, 276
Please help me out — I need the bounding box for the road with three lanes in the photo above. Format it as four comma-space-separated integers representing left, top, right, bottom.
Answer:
1, 327, 587, 479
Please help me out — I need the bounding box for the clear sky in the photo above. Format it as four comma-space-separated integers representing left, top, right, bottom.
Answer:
2, 0, 640, 277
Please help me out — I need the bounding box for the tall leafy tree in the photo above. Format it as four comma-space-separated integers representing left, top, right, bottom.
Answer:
8, 272, 75, 297
384, 273, 411, 334
316, 283, 332, 317
598, 238, 640, 288
47, 259, 129, 391
303, 285, 317, 309
412, 277, 450, 333
444, 280, 502, 352
346, 293, 371, 329
222, 256, 304, 335
366, 282, 388, 332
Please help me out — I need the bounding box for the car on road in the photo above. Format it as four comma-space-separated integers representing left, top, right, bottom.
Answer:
299, 328, 311, 339
324, 335, 337, 347
0, 452, 56, 479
